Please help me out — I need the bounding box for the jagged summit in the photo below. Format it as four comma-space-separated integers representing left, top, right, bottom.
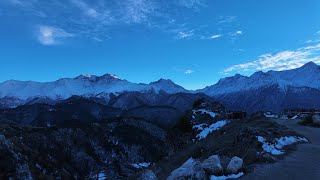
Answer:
75, 73, 121, 81
151, 78, 174, 83
199, 61, 320, 96
150, 78, 187, 94
0, 73, 186, 100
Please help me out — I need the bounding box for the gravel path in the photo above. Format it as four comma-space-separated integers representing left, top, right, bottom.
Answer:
241, 119, 320, 180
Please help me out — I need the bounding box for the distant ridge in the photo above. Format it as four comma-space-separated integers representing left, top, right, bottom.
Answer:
0, 62, 320, 113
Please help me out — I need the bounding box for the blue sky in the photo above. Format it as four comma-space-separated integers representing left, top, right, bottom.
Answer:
0, 0, 320, 89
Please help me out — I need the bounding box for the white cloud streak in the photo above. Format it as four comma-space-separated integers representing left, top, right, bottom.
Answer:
70, 0, 98, 18
210, 34, 222, 39
177, 30, 194, 39
217, 16, 237, 24
185, 69, 194, 74
178, 0, 204, 8
38, 26, 74, 46
224, 43, 320, 74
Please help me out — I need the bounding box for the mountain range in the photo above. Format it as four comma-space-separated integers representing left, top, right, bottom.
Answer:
1, 62, 320, 113
199, 61, 320, 113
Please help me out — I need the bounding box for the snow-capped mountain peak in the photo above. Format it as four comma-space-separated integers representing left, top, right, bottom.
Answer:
100, 74, 122, 80
199, 61, 320, 96
0, 74, 187, 101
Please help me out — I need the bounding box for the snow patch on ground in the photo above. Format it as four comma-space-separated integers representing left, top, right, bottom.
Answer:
210, 172, 244, 180
192, 109, 216, 118
98, 172, 107, 180
256, 136, 308, 155
291, 115, 298, 119
275, 136, 308, 149
256, 136, 283, 155
196, 120, 228, 140
131, 162, 151, 169
192, 123, 206, 131
264, 112, 278, 118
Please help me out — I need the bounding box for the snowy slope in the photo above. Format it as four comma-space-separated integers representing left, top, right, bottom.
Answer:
0, 74, 187, 101
199, 62, 320, 96
198, 62, 320, 113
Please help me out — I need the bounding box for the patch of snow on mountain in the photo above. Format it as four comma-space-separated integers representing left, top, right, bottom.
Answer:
193, 109, 216, 118
256, 136, 284, 155
275, 136, 308, 149
98, 172, 107, 180
109, 74, 120, 79
264, 112, 278, 118
131, 162, 151, 169
256, 136, 308, 155
192, 123, 206, 131
196, 120, 228, 140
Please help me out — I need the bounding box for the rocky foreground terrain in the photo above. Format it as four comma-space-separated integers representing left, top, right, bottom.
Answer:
0, 97, 309, 179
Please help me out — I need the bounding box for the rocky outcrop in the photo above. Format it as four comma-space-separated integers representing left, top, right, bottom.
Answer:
202, 155, 223, 175
167, 158, 204, 180
0, 134, 33, 180
226, 156, 243, 174
139, 170, 158, 180
167, 155, 244, 180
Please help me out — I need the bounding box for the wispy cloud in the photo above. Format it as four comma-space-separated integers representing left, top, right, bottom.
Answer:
3, 0, 245, 43
230, 30, 243, 37
305, 39, 320, 44
6, 0, 47, 17
224, 43, 320, 74
2, 0, 209, 42
177, 30, 194, 39
38, 26, 74, 46
120, 0, 158, 24
199, 34, 222, 40
305, 30, 320, 44
178, 0, 205, 8
209, 34, 222, 39
235, 31, 242, 35
70, 0, 99, 18
184, 69, 194, 74
217, 16, 237, 24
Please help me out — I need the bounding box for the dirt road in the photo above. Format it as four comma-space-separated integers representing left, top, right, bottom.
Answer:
241, 119, 320, 180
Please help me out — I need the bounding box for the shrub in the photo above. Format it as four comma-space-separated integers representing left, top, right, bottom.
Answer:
175, 116, 193, 133
300, 115, 313, 125
192, 98, 205, 108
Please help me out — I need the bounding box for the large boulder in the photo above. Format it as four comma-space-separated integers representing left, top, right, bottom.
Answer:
139, 170, 157, 180
202, 155, 223, 175
226, 156, 243, 174
167, 158, 205, 180
16, 163, 33, 180
194, 168, 206, 180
